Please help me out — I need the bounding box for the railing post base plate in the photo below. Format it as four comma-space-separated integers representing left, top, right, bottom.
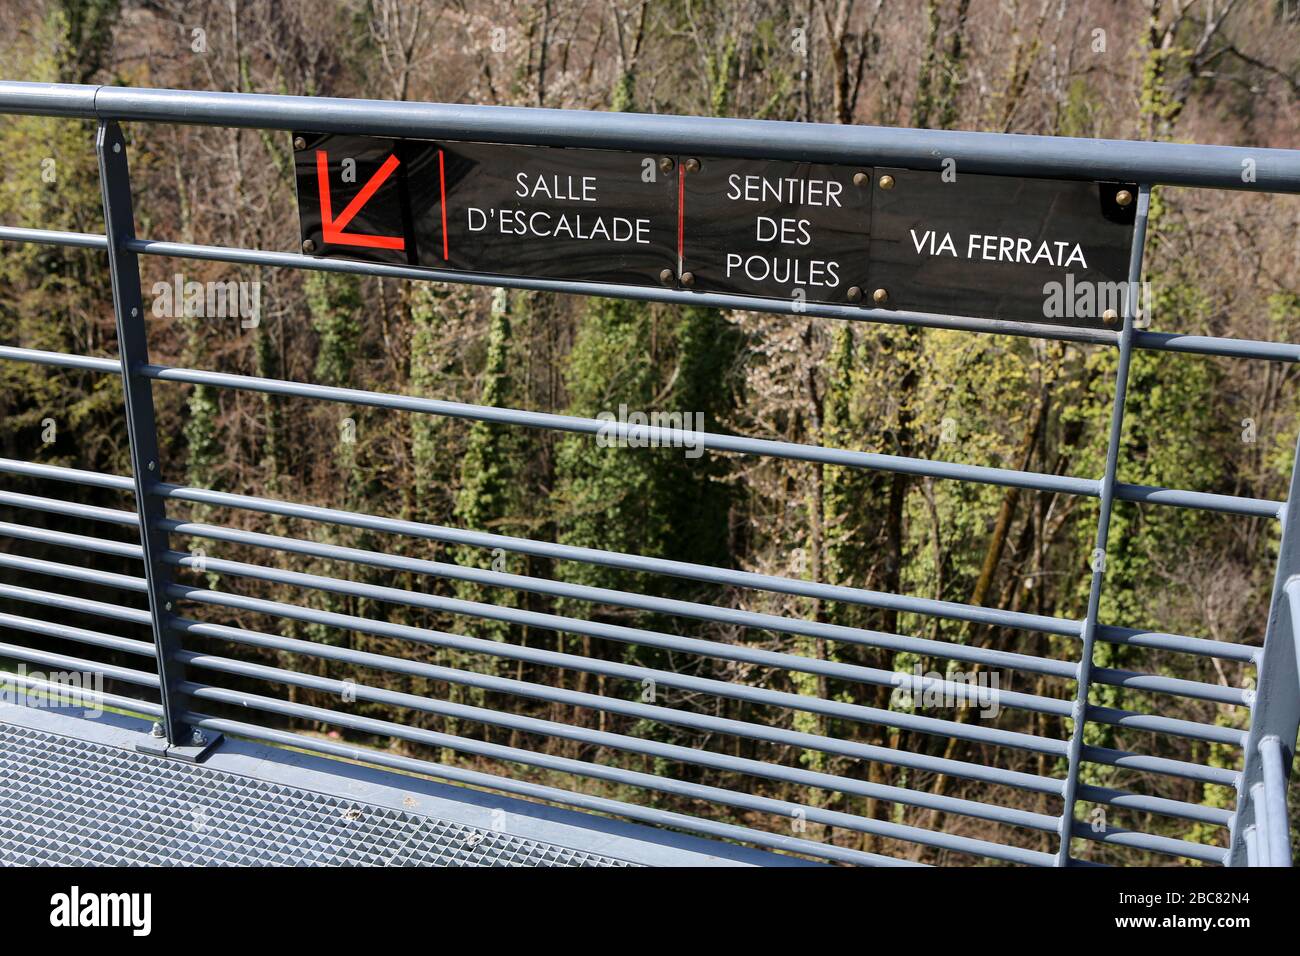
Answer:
136, 731, 224, 764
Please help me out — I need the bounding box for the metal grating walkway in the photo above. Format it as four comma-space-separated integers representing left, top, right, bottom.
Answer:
0, 722, 634, 867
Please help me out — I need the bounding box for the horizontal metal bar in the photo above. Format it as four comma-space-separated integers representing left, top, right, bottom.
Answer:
0, 581, 151, 628
3, 462, 1074, 640
0, 344, 118, 372
1082, 745, 1240, 787
13, 225, 1300, 367
0, 223, 1104, 347
1095, 624, 1260, 664
1074, 784, 1233, 828
0, 81, 100, 118
0, 552, 147, 593
1090, 667, 1253, 707
1085, 703, 1248, 747
1112, 482, 1282, 519
12, 223, 1300, 367
3, 81, 1296, 192
0, 643, 154, 694
1070, 820, 1226, 864
176, 614, 1058, 832
181, 648, 1057, 848
0, 457, 136, 493
170, 551, 1075, 717
58, 455, 1264, 668
143, 362, 1099, 499
158, 480, 1080, 638
171, 600, 1065, 760
170, 587, 1069, 776
163, 517, 1079, 677
181, 676, 1052, 865
1, 669, 162, 718
0, 490, 138, 528
183, 713, 910, 867
0, 616, 156, 667
1259, 735, 1293, 866
1135, 330, 1300, 363
144, 362, 1283, 519
0, 520, 142, 560
131, 236, 1118, 345
0, 225, 108, 250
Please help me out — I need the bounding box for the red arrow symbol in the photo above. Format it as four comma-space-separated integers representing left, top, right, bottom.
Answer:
316, 150, 405, 250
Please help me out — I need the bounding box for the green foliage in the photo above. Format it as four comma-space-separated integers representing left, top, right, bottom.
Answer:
307, 271, 363, 388
0, 6, 124, 476
553, 300, 740, 606
4, 0, 1295, 864
452, 304, 528, 644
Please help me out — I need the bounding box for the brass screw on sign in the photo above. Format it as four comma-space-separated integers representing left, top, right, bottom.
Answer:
659, 156, 675, 174
878, 175, 895, 190
846, 286, 863, 302
684, 157, 701, 173
872, 288, 889, 305
659, 269, 674, 284
302, 239, 316, 253
853, 172, 870, 187
1116, 189, 1133, 206
293, 136, 306, 150
681, 272, 696, 286
1102, 308, 1120, 326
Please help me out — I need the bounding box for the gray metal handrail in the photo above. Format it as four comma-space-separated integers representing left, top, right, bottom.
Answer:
0, 81, 1295, 866
2, 80, 1299, 191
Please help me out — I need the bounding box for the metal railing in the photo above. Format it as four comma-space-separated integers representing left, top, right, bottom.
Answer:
0, 80, 1296, 866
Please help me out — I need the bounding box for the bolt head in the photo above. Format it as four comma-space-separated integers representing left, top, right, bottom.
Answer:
1102, 308, 1120, 325
658, 157, 675, 174
190, 729, 206, 746
293, 136, 307, 151
680, 271, 695, 287
872, 288, 889, 305
1115, 189, 1133, 207
846, 286, 863, 302
684, 157, 701, 173
112, 142, 121, 154
853, 172, 870, 187
878, 174, 895, 190
659, 268, 674, 284
302, 238, 316, 253
146, 460, 156, 471
150, 721, 165, 738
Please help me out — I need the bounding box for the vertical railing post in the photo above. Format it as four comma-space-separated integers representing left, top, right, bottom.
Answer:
1226, 441, 1300, 865
96, 119, 216, 759
1055, 185, 1152, 866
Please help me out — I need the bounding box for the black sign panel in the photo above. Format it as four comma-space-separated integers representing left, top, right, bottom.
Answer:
294, 133, 410, 266
681, 158, 871, 304
867, 168, 1137, 329
412, 141, 676, 284
295, 133, 676, 286
294, 133, 1138, 329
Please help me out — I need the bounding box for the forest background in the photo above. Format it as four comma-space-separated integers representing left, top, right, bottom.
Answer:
2, 0, 1298, 865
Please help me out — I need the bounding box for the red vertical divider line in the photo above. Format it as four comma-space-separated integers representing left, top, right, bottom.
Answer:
439, 148, 449, 261
316, 150, 332, 225
677, 161, 685, 274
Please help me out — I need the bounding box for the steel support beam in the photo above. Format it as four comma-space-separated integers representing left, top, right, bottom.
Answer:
95, 119, 218, 761
1056, 185, 1152, 865
1227, 523, 1300, 864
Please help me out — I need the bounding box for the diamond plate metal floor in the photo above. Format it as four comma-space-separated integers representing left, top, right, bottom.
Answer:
0, 721, 633, 866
